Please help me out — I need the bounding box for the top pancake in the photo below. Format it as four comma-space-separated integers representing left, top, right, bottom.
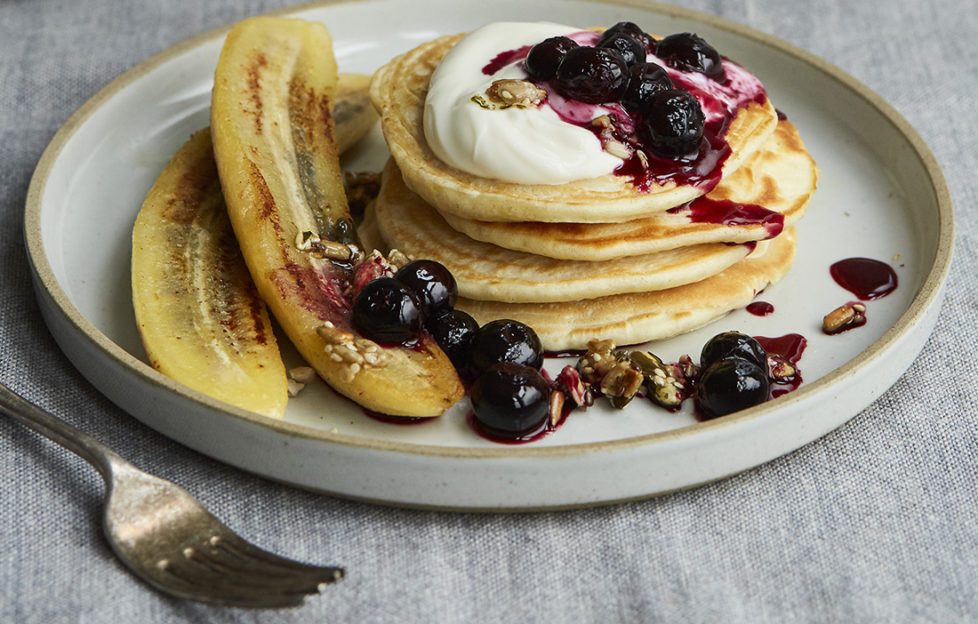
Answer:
439, 119, 818, 260
370, 33, 779, 223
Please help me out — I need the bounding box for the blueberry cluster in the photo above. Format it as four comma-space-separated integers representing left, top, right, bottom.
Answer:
694, 331, 770, 418
352, 260, 551, 439
522, 23, 725, 159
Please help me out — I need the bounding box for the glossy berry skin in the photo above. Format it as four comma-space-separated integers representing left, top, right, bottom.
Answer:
638, 89, 705, 158
352, 277, 422, 345
700, 331, 768, 369
394, 259, 457, 316
655, 32, 725, 81
555, 46, 629, 104
621, 62, 673, 113
523, 36, 578, 81
470, 363, 551, 439
600, 21, 655, 54
695, 357, 770, 419
597, 33, 646, 67
469, 318, 544, 376
425, 308, 479, 372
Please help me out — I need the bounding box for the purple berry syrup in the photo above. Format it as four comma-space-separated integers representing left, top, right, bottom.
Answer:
829, 258, 898, 300
480, 31, 768, 194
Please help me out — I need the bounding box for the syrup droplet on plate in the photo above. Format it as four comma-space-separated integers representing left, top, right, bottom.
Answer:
746, 301, 774, 316
829, 257, 898, 300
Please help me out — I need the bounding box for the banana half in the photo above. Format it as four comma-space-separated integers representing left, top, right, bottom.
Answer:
132, 129, 289, 418
211, 17, 463, 417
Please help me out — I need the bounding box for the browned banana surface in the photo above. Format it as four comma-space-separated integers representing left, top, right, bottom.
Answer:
212, 17, 462, 417
132, 129, 288, 417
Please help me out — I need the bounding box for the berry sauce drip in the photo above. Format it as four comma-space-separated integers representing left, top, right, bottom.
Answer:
669, 197, 784, 237
465, 410, 554, 445
482, 45, 534, 75
479, 32, 767, 193
755, 333, 807, 397
746, 301, 774, 316
823, 301, 868, 335
363, 410, 432, 425
829, 258, 898, 300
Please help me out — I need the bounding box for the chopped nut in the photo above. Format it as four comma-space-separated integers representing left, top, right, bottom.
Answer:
294, 230, 354, 261
287, 378, 305, 397
604, 140, 632, 159
577, 338, 618, 385
288, 366, 317, 383
484, 79, 547, 108
768, 354, 797, 383
630, 351, 687, 409
599, 362, 644, 408
823, 303, 867, 334
555, 365, 594, 408
387, 249, 412, 271
549, 390, 565, 427
635, 149, 649, 169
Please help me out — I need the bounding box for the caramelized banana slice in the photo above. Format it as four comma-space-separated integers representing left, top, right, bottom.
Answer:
132, 129, 288, 418
335, 73, 378, 153
212, 17, 463, 417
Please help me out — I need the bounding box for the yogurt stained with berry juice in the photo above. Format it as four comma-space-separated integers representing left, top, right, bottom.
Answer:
422, 21, 768, 186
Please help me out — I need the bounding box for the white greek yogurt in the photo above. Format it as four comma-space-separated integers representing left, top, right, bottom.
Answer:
423, 22, 623, 185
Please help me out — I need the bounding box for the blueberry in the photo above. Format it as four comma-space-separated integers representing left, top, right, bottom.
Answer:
695, 357, 770, 419
469, 318, 544, 376
352, 277, 422, 345
425, 308, 478, 371
600, 21, 656, 54
700, 331, 768, 369
470, 362, 551, 439
523, 36, 579, 81
655, 32, 725, 81
597, 33, 646, 67
555, 46, 629, 104
621, 62, 673, 113
394, 259, 457, 316
637, 89, 705, 159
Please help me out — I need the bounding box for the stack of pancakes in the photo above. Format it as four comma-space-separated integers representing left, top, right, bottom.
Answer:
367, 33, 818, 351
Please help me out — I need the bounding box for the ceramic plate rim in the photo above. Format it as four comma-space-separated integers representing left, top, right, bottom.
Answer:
24, 0, 954, 463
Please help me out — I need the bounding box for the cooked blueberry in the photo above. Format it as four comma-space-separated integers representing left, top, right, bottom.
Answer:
426, 308, 478, 371
523, 36, 579, 81
600, 21, 655, 54
695, 357, 770, 419
352, 277, 422, 345
555, 46, 629, 104
655, 32, 725, 81
597, 33, 646, 67
621, 62, 673, 113
637, 89, 705, 158
470, 362, 551, 439
394, 259, 457, 316
469, 318, 544, 376
700, 331, 768, 369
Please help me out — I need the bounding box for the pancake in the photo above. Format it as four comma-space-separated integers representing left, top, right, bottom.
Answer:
440, 119, 818, 260
375, 160, 756, 303
370, 32, 779, 224
454, 228, 796, 350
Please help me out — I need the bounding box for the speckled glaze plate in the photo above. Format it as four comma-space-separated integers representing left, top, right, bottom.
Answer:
25, 0, 953, 509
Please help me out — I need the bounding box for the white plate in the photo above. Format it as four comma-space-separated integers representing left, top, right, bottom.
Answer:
25, 0, 953, 510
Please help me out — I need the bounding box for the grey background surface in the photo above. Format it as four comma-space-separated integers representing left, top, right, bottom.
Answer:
1, 0, 975, 622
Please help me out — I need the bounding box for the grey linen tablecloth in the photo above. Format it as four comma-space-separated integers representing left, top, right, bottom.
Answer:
1, 0, 975, 621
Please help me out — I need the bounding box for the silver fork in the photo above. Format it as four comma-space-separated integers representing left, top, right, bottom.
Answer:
0, 381, 344, 608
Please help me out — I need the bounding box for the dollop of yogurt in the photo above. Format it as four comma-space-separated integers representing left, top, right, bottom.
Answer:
423, 22, 623, 185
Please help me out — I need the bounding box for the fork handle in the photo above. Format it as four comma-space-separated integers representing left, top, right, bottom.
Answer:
0, 381, 125, 481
